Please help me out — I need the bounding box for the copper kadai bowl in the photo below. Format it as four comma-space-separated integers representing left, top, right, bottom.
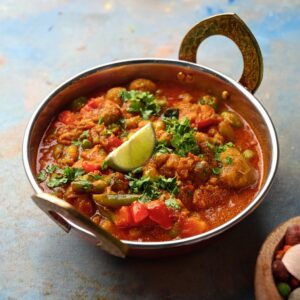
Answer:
23, 13, 279, 258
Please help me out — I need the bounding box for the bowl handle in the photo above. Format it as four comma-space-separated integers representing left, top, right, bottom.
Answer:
179, 13, 263, 93
32, 192, 128, 258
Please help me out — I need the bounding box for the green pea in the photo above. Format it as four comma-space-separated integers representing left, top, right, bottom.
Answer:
277, 282, 291, 298
243, 149, 255, 160
168, 223, 179, 238
70, 96, 87, 112
81, 139, 92, 149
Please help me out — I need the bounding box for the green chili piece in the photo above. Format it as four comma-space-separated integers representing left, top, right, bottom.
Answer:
92, 194, 141, 208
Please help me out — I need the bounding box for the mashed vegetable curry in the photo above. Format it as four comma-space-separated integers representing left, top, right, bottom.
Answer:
37, 78, 262, 241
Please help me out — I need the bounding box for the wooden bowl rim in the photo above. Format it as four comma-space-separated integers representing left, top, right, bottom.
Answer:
255, 216, 300, 300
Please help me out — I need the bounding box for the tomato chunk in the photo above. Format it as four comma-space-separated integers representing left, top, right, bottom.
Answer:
104, 136, 122, 153
114, 206, 133, 228
130, 201, 149, 224
146, 200, 173, 230
180, 216, 207, 238
58, 111, 76, 125
196, 118, 221, 130
82, 161, 101, 173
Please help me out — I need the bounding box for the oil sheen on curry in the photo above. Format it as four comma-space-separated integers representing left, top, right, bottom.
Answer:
37, 78, 262, 242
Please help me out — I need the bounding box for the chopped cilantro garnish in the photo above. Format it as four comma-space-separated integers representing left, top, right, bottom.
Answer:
163, 117, 199, 156
101, 160, 108, 171
212, 167, 221, 175
89, 173, 102, 180
98, 117, 104, 124
72, 130, 90, 147
125, 174, 179, 203
121, 90, 162, 119
224, 156, 233, 165
154, 140, 173, 154
45, 164, 58, 173
80, 130, 89, 139
46, 167, 85, 188
37, 170, 47, 182
165, 198, 181, 210
37, 164, 58, 182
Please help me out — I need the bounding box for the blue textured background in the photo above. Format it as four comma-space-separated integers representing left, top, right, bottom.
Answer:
1, 1, 300, 299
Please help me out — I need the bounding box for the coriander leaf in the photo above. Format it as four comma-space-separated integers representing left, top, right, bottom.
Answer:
154, 140, 173, 154
163, 117, 199, 156
125, 174, 179, 202
46, 167, 85, 189
72, 130, 90, 146
37, 164, 58, 182
72, 140, 82, 146
37, 170, 47, 182
212, 167, 221, 175
80, 130, 89, 139
157, 176, 179, 195
45, 164, 58, 174
89, 174, 102, 180
165, 198, 181, 210
101, 160, 108, 171
47, 176, 68, 188
224, 156, 233, 165
120, 90, 162, 119
98, 117, 104, 124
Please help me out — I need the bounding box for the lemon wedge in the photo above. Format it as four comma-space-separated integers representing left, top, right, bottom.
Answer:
106, 122, 155, 172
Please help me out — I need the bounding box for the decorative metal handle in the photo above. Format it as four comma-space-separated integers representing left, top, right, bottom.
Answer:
179, 13, 263, 93
32, 193, 128, 258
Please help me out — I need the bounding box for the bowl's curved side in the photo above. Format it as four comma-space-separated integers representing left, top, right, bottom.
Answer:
22, 58, 279, 254
255, 216, 300, 300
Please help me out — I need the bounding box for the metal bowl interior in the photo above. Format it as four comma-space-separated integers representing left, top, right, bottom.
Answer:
23, 58, 279, 253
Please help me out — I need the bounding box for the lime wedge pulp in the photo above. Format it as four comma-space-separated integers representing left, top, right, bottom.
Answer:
105, 122, 156, 172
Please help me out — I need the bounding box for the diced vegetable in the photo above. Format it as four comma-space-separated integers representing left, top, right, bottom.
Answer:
81, 139, 92, 149
92, 180, 108, 193
218, 120, 235, 141
146, 200, 173, 230
180, 216, 207, 238
130, 201, 149, 224
58, 110, 76, 125
221, 111, 243, 128
129, 78, 157, 93
196, 118, 220, 130
114, 206, 133, 227
103, 136, 123, 153
82, 161, 101, 173
243, 149, 255, 160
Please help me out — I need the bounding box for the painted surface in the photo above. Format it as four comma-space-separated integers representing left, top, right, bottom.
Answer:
0, 0, 299, 299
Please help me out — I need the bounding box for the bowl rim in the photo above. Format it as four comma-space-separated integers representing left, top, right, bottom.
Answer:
23, 58, 279, 249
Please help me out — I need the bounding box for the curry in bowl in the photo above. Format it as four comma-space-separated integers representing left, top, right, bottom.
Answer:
37, 77, 262, 242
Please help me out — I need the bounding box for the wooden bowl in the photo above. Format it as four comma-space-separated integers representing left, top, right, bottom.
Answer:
255, 216, 300, 300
